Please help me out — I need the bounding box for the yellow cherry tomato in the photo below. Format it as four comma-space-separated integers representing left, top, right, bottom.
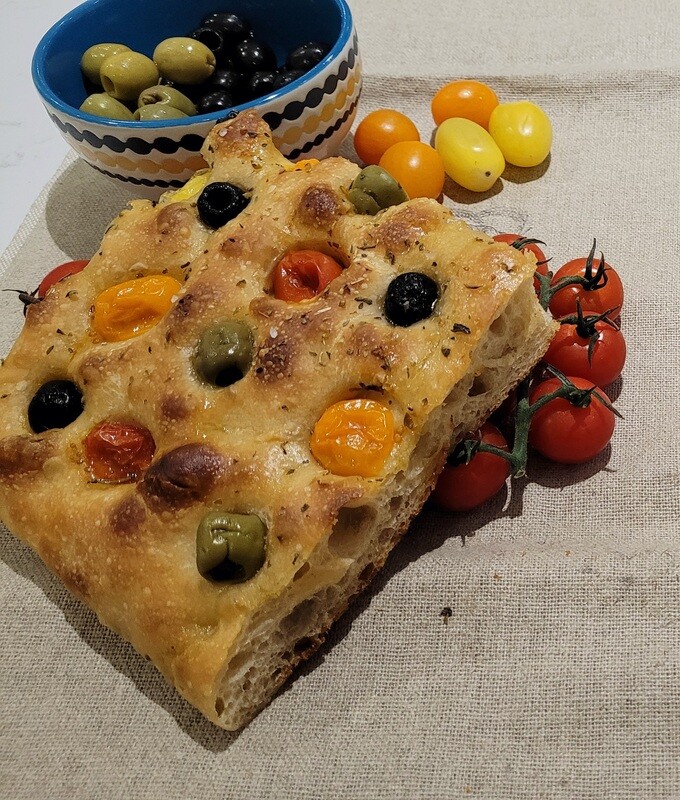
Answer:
353, 109, 420, 166
431, 80, 499, 129
434, 118, 505, 192
93, 275, 182, 342
488, 101, 552, 167
160, 169, 211, 205
379, 141, 446, 199
311, 399, 395, 477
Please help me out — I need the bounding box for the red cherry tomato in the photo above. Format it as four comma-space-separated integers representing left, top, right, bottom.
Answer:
433, 422, 510, 512
493, 233, 548, 291
273, 250, 343, 302
38, 260, 89, 297
549, 250, 624, 318
529, 377, 616, 464
84, 421, 156, 482
543, 317, 626, 388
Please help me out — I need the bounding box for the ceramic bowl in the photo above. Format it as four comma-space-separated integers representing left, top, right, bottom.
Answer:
32, 0, 361, 197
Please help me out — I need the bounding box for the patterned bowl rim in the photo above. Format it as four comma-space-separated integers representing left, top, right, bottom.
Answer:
32, 0, 354, 130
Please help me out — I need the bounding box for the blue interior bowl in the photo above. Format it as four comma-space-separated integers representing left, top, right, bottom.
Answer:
33, 0, 354, 129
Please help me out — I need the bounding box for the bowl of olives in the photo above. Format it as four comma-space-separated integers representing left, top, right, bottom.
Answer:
32, 0, 360, 196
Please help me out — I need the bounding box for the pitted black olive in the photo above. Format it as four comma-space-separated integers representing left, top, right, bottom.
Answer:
196, 511, 266, 583
28, 380, 84, 433
245, 70, 278, 99
201, 12, 252, 46
384, 272, 439, 327
232, 39, 277, 73
190, 26, 230, 64
285, 41, 329, 71
193, 320, 253, 387
197, 182, 249, 228
273, 69, 305, 90
196, 89, 235, 115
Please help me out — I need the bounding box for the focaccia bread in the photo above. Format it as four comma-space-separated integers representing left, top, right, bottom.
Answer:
0, 110, 556, 729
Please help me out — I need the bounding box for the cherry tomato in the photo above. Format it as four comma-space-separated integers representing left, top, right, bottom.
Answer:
493, 233, 549, 291
92, 275, 182, 342
543, 317, 626, 388
434, 118, 505, 192
488, 101, 552, 168
353, 109, 420, 166
529, 376, 616, 463
549, 252, 624, 318
84, 421, 156, 482
433, 422, 510, 512
378, 141, 445, 199
38, 260, 89, 297
273, 250, 343, 302
431, 80, 499, 129
311, 399, 395, 477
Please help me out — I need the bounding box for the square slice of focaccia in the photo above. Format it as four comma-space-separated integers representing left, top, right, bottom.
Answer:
0, 111, 556, 729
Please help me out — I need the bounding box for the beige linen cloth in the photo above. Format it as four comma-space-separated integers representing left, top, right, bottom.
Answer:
1, 1, 679, 797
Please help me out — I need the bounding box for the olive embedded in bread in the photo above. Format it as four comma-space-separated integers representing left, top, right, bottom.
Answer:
100, 51, 160, 102
348, 166, 409, 215
193, 320, 254, 387
153, 37, 216, 85
197, 182, 249, 228
133, 104, 189, 121
28, 380, 84, 433
384, 272, 440, 327
196, 511, 266, 583
81, 43, 131, 86
80, 93, 135, 121
138, 85, 197, 116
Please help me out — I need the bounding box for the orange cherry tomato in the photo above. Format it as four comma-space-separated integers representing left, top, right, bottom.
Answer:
84, 421, 156, 482
379, 141, 446, 199
311, 399, 395, 477
353, 109, 420, 166
433, 422, 510, 512
431, 80, 499, 129
38, 260, 89, 297
273, 250, 343, 302
93, 275, 182, 342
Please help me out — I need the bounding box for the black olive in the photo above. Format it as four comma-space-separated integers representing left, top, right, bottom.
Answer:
273, 69, 305, 90
246, 70, 278, 99
197, 182, 249, 229
209, 68, 244, 97
286, 41, 329, 72
384, 272, 439, 327
232, 39, 277, 73
196, 89, 235, 114
28, 380, 84, 433
201, 12, 252, 45
190, 26, 231, 64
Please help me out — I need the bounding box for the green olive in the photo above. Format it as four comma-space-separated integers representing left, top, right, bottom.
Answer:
133, 103, 189, 121
79, 93, 135, 121
81, 43, 131, 86
194, 321, 253, 387
138, 85, 197, 116
100, 51, 160, 102
153, 37, 216, 85
348, 166, 409, 215
196, 511, 267, 583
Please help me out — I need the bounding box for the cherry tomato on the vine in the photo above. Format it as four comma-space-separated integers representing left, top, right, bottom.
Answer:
549, 252, 624, 318
493, 233, 549, 291
38, 260, 89, 297
431, 80, 499, 129
353, 109, 420, 166
529, 376, 616, 464
543, 316, 626, 388
84, 421, 156, 482
379, 141, 446, 199
433, 422, 510, 512
273, 250, 343, 302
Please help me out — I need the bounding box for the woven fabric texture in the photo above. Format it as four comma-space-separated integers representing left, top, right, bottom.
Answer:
1, 0, 679, 796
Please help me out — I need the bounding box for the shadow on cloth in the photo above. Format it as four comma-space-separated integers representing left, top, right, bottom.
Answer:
44, 160, 138, 261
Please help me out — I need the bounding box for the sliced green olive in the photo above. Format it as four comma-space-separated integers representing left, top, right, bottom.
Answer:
196, 511, 267, 583
348, 166, 408, 215
80, 93, 135, 121
133, 103, 188, 121
100, 51, 160, 102
138, 85, 197, 116
81, 43, 131, 86
194, 321, 253, 387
